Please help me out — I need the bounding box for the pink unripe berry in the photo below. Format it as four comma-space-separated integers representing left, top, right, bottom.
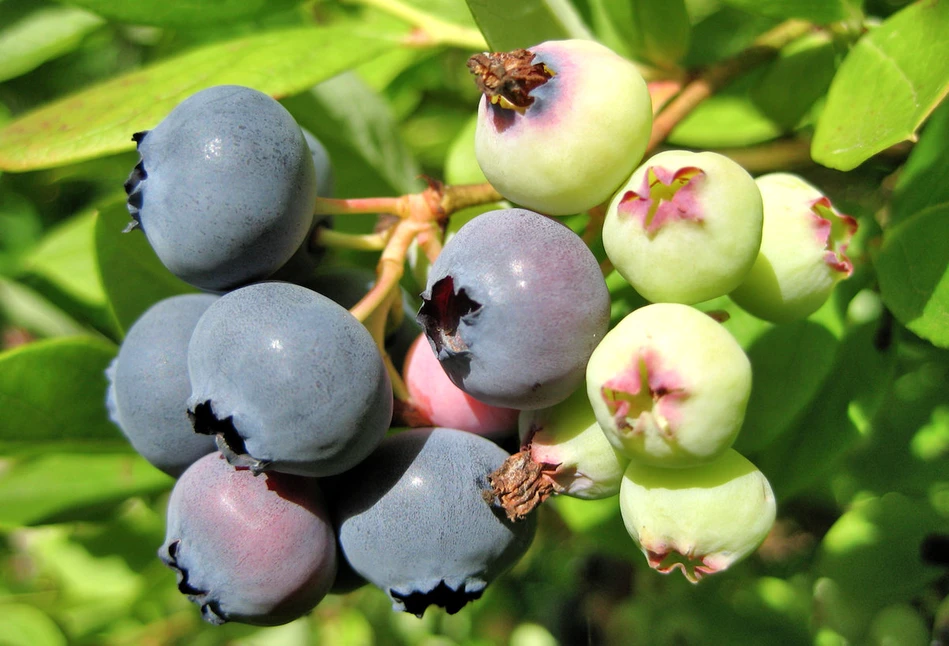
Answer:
730, 172, 858, 323
585, 303, 752, 468
402, 334, 518, 437
470, 40, 652, 215
619, 449, 776, 582
603, 150, 763, 304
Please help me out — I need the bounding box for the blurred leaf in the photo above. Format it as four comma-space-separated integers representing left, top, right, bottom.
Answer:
445, 113, 486, 184
0, 453, 169, 527
875, 204, 949, 348
751, 32, 838, 129
20, 209, 105, 309
755, 322, 896, 499
891, 98, 949, 226
684, 5, 778, 67
53, 0, 296, 26
0, 336, 122, 453
735, 320, 840, 454
812, 0, 949, 170
719, 0, 847, 23
552, 496, 621, 533
669, 71, 783, 147
816, 493, 946, 614
0, 604, 67, 646
0, 3, 104, 83
0, 278, 87, 338
464, 0, 593, 51
0, 22, 405, 171
587, 0, 690, 68
0, 190, 42, 276
283, 72, 423, 197
94, 199, 196, 336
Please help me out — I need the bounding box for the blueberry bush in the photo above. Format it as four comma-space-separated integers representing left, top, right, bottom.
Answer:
1, 0, 949, 644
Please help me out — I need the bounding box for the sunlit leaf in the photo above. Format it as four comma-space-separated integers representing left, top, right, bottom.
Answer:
0, 23, 405, 171
0, 4, 103, 83
812, 0, 949, 170
464, 0, 592, 51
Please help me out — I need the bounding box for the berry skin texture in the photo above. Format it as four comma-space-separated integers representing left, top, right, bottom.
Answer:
471, 40, 651, 215
160, 453, 337, 626
585, 303, 752, 468
106, 293, 218, 477
403, 334, 518, 437
730, 172, 858, 323
124, 85, 317, 292
603, 149, 764, 304
418, 208, 610, 410
618, 449, 776, 582
301, 128, 335, 198
187, 282, 392, 477
332, 427, 537, 617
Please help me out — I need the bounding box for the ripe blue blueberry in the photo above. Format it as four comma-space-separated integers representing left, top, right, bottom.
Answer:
160, 453, 337, 626
186, 281, 392, 477
302, 128, 335, 198
124, 85, 317, 291
418, 208, 610, 409
332, 427, 537, 616
106, 293, 218, 477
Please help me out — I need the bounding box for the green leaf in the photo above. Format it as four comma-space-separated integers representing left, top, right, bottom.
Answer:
0, 22, 404, 171
587, 0, 690, 68
282, 72, 424, 197
0, 3, 104, 83
464, 0, 592, 51
750, 32, 838, 129
52, 0, 298, 26
754, 321, 896, 499
668, 71, 783, 147
718, 0, 847, 23
684, 6, 778, 67
0, 336, 123, 453
875, 204, 949, 348
20, 209, 106, 310
735, 320, 840, 454
812, 0, 949, 170
94, 198, 196, 336
0, 453, 170, 528
816, 493, 946, 614
0, 190, 42, 277
0, 278, 88, 339
0, 604, 67, 646
891, 97, 949, 225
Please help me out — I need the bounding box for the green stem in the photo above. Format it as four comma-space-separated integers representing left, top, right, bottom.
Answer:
314, 195, 405, 216
315, 228, 388, 251
346, 0, 487, 50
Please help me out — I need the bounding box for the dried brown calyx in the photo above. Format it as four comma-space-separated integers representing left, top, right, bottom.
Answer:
466, 49, 554, 112
485, 447, 564, 522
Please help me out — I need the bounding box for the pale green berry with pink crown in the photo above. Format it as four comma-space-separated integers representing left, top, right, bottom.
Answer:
603, 150, 763, 304
585, 303, 751, 468
469, 39, 652, 216
730, 172, 858, 323
619, 449, 776, 582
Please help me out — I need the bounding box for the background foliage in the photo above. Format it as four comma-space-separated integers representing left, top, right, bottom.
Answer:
1, 0, 948, 644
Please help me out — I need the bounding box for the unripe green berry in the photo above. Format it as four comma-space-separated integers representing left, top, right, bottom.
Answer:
730, 172, 858, 322
603, 150, 763, 304
470, 40, 652, 215
518, 385, 630, 500
619, 449, 776, 582
585, 303, 752, 468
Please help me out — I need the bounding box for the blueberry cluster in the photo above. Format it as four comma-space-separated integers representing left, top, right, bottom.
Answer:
108, 35, 860, 624
109, 85, 538, 625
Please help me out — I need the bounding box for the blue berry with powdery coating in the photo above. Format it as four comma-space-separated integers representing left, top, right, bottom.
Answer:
418, 208, 609, 410
124, 85, 317, 291
186, 282, 392, 477
106, 293, 218, 477
302, 128, 335, 198
160, 453, 337, 626
332, 427, 537, 616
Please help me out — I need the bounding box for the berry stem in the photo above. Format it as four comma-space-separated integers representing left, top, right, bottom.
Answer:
314, 228, 389, 251
647, 19, 813, 154
345, 0, 487, 50
314, 195, 409, 217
